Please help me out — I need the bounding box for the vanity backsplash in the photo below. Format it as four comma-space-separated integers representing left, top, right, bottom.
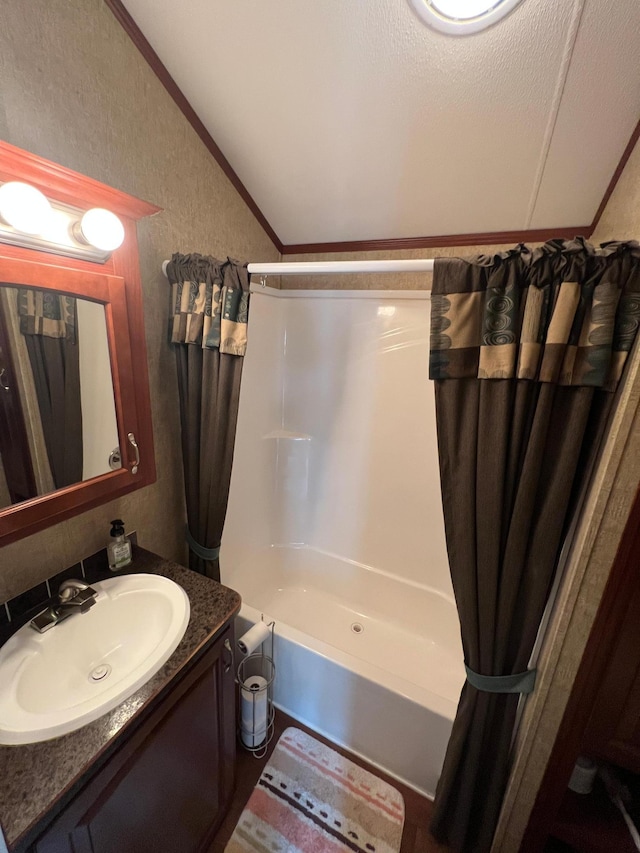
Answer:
1, 531, 138, 637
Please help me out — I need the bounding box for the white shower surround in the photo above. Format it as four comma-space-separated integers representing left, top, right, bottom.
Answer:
222, 287, 465, 796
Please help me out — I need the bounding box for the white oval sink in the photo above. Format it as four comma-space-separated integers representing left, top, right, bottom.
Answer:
0, 574, 190, 745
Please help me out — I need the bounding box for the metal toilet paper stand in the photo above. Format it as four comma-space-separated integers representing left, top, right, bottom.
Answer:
236, 616, 276, 758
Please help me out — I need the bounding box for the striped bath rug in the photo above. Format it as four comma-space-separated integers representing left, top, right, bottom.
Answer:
225, 727, 404, 853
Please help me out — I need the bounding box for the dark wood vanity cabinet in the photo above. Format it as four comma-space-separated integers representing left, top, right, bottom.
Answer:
30, 624, 236, 853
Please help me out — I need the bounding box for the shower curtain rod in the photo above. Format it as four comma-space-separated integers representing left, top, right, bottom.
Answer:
161, 259, 435, 277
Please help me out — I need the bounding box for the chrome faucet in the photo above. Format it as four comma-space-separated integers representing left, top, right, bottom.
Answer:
30, 579, 98, 633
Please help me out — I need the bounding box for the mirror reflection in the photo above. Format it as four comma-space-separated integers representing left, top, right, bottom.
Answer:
0, 285, 119, 509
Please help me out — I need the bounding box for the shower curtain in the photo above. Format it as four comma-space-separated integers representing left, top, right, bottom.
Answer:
167, 253, 250, 581
19, 289, 82, 490
428, 239, 640, 852
0, 288, 55, 497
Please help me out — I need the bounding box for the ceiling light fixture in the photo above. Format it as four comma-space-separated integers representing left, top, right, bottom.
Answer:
409, 0, 525, 34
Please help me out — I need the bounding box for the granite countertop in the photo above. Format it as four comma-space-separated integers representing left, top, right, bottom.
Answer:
0, 547, 241, 850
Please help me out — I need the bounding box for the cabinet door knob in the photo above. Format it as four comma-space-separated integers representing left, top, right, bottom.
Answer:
127, 432, 140, 474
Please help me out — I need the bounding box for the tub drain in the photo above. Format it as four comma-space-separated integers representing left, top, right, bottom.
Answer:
351, 622, 364, 634
89, 663, 112, 682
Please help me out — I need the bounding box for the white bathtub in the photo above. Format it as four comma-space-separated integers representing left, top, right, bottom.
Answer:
226, 545, 464, 797
223, 288, 465, 797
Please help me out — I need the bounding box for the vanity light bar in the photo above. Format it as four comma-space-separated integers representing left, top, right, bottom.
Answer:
0, 182, 124, 264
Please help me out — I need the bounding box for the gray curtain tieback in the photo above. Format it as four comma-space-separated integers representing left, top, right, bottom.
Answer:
186, 527, 220, 561
464, 664, 537, 694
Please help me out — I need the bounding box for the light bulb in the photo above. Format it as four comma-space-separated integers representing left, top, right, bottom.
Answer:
410, 0, 524, 33
431, 0, 502, 19
0, 182, 53, 235
79, 208, 125, 252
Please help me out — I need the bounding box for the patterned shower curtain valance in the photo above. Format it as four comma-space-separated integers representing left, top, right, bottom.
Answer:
167, 252, 250, 356
18, 289, 77, 342
429, 239, 640, 390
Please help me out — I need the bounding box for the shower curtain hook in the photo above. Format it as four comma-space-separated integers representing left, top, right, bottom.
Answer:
259, 275, 267, 288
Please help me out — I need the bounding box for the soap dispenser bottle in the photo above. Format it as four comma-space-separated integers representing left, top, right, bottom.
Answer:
108, 519, 132, 571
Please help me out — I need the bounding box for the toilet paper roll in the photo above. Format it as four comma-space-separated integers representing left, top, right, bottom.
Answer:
241, 675, 268, 748
237, 621, 271, 655
568, 756, 597, 794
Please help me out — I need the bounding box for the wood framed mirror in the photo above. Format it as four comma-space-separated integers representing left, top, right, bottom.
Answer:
0, 142, 158, 545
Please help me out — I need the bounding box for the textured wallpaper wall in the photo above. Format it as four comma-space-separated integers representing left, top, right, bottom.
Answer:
280, 244, 523, 291
0, 0, 278, 601
591, 138, 640, 243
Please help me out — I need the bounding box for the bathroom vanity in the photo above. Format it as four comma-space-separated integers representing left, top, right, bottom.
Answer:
0, 548, 241, 852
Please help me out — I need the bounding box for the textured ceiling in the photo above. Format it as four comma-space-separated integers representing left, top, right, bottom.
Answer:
121, 0, 640, 245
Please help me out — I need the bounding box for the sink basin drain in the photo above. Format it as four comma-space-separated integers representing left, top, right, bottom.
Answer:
351, 622, 364, 634
89, 663, 112, 682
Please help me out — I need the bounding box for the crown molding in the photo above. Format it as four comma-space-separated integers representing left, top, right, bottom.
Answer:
279, 227, 592, 255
